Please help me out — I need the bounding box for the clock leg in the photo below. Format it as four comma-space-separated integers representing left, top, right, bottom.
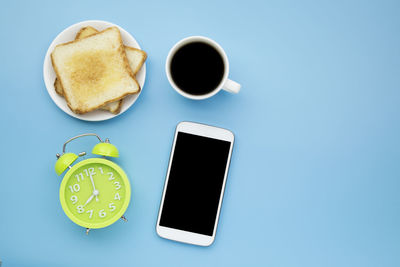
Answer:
120, 215, 128, 222
86, 228, 91, 235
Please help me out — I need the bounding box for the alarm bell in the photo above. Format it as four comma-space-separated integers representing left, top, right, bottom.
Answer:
55, 153, 78, 175
54, 134, 119, 176
92, 142, 119, 157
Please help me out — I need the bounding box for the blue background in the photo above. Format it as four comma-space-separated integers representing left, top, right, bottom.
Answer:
0, 0, 399, 266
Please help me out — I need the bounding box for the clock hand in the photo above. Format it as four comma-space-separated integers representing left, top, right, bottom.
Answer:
83, 189, 99, 207
89, 174, 99, 202
89, 174, 97, 191
83, 194, 94, 207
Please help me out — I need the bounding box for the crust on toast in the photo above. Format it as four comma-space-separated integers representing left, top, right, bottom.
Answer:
125, 46, 147, 74
75, 26, 98, 39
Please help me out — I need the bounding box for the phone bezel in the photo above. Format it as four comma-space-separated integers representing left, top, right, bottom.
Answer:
156, 121, 234, 246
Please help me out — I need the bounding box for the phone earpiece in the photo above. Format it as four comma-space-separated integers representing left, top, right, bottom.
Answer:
92, 142, 119, 157
55, 153, 78, 175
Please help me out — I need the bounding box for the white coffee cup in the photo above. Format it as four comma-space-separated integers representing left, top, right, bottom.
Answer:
165, 36, 241, 100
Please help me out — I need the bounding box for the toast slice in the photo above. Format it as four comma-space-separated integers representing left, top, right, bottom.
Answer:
75, 26, 98, 39
54, 26, 147, 114
51, 27, 140, 114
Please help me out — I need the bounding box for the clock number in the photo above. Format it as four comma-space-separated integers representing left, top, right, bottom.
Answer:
86, 209, 93, 219
109, 203, 116, 212
77, 205, 84, 214
75, 173, 84, 182
98, 167, 104, 174
114, 193, 121, 201
70, 195, 78, 204
74, 184, 80, 192
84, 168, 96, 177
114, 181, 121, 190
108, 172, 115, 180
69, 184, 80, 193
99, 209, 106, 218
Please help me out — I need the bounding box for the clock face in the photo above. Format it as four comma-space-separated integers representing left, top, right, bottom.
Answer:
59, 158, 131, 229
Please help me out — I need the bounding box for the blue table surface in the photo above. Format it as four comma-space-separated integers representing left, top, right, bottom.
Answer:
0, 0, 399, 266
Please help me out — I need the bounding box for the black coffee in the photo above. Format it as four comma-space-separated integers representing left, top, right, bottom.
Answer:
170, 42, 225, 95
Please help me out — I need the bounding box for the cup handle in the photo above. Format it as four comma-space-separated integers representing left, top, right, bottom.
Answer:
222, 78, 241, 94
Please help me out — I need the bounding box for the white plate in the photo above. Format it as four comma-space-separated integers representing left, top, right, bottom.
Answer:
43, 20, 146, 121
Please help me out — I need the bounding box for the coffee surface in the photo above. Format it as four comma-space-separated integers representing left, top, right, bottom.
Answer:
170, 42, 225, 95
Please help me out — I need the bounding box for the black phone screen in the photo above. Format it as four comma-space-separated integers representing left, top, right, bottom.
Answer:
159, 132, 232, 236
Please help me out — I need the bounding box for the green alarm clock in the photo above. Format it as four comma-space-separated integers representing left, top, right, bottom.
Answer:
55, 133, 131, 234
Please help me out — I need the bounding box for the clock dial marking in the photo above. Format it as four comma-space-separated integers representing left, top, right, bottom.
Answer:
75, 173, 84, 182
68, 184, 80, 193
114, 181, 121, 190
70, 195, 78, 204
99, 209, 106, 218
108, 172, 115, 180
86, 209, 93, 219
77, 205, 84, 213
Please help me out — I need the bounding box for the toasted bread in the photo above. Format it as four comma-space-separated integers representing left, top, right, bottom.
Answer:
125, 46, 147, 74
54, 26, 147, 114
51, 27, 140, 114
75, 26, 98, 39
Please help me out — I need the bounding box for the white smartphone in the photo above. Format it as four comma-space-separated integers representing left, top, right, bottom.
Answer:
156, 121, 235, 246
